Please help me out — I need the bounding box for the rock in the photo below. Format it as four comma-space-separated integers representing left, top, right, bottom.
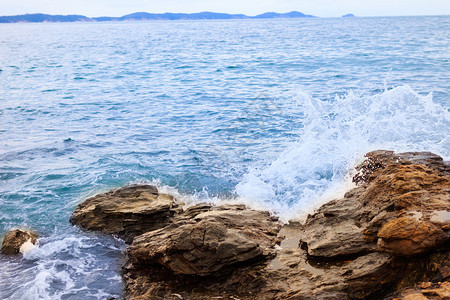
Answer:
1, 229, 38, 255
70, 151, 449, 299
402, 293, 429, 300
127, 205, 281, 276
353, 151, 449, 184
129, 220, 262, 276
70, 184, 183, 243
377, 217, 448, 256
300, 151, 450, 258
298, 195, 377, 257
422, 281, 450, 299
395, 281, 450, 300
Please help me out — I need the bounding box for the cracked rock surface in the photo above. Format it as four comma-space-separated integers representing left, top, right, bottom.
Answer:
71, 150, 450, 299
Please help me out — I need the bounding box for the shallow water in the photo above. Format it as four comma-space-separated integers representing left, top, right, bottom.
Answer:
0, 16, 449, 298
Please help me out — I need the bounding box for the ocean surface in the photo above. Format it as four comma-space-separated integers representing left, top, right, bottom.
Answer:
0, 16, 449, 299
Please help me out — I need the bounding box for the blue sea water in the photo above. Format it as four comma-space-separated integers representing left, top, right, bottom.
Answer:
0, 16, 449, 298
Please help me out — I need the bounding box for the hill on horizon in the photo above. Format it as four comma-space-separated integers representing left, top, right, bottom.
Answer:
0, 11, 317, 23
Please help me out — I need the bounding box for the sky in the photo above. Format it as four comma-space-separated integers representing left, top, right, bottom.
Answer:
1, 0, 449, 18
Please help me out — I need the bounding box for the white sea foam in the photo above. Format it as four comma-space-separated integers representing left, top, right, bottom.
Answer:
2, 234, 124, 300
235, 86, 449, 222
134, 86, 449, 223
19, 239, 36, 254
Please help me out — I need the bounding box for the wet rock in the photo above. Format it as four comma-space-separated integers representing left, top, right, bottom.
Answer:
127, 205, 281, 276
1, 229, 38, 255
70, 184, 183, 243
129, 220, 262, 276
70, 151, 449, 299
298, 195, 376, 257
352, 150, 449, 184
300, 151, 450, 258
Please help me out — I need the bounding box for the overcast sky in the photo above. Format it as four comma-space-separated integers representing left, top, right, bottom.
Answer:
2, 0, 450, 18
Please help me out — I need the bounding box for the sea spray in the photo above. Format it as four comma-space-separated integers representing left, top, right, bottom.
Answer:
236, 85, 449, 221
0, 234, 125, 299
1, 16, 449, 299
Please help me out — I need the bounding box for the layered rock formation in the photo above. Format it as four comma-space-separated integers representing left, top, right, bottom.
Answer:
70, 184, 182, 243
71, 150, 449, 299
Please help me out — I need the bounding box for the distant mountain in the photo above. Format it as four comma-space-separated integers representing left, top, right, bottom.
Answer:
92, 16, 119, 22
254, 11, 315, 18
0, 11, 316, 23
119, 12, 248, 20
342, 14, 356, 17
0, 13, 91, 23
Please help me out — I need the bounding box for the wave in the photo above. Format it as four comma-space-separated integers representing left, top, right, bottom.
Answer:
0, 233, 125, 300
235, 85, 449, 222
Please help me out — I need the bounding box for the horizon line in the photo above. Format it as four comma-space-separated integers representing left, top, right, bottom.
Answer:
0, 11, 449, 21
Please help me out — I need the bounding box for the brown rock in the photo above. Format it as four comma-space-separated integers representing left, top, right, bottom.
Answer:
129, 220, 262, 276
300, 151, 450, 258
1, 229, 38, 255
298, 195, 377, 257
127, 205, 281, 276
377, 217, 448, 256
70, 184, 183, 243
422, 281, 450, 299
399, 281, 450, 300
69, 151, 450, 300
422, 282, 434, 289
402, 293, 428, 300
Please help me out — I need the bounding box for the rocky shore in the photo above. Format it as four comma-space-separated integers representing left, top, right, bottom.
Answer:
4, 150, 448, 299
67, 150, 450, 299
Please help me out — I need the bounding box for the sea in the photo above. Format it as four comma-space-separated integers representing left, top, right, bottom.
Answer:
0, 16, 449, 299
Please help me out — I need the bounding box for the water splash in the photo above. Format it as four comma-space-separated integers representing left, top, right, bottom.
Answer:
235, 86, 449, 221
0, 233, 125, 300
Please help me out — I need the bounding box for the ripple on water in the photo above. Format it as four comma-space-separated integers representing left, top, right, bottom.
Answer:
0, 16, 449, 299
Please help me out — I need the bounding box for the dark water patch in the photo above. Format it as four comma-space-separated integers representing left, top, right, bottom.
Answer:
129, 150, 171, 156
82, 142, 113, 148
226, 65, 242, 69
43, 174, 67, 181
0, 147, 59, 161
0, 172, 25, 180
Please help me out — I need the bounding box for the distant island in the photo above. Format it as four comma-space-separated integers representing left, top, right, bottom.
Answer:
342, 14, 356, 17
0, 11, 317, 23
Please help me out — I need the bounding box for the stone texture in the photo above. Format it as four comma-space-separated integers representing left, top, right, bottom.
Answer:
70, 184, 183, 243
377, 217, 448, 256
1, 229, 38, 255
70, 150, 450, 300
402, 294, 429, 300
393, 281, 450, 300
300, 151, 450, 258
298, 194, 376, 257
127, 204, 281, 276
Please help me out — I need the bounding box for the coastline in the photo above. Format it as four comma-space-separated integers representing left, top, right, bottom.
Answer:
0, 11, 316, 24
63, 150, 449, 299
